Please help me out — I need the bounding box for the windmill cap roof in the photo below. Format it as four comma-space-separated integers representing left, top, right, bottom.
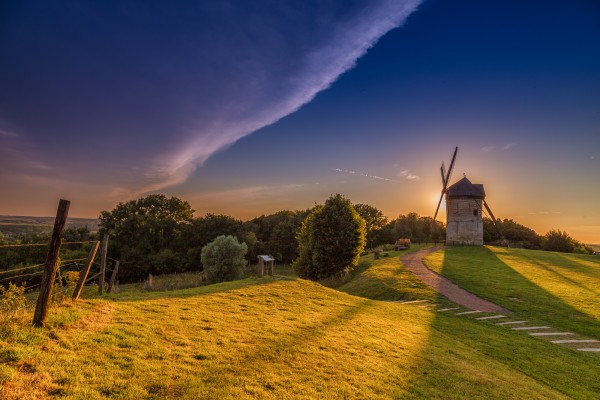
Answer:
446, 177, 485, 198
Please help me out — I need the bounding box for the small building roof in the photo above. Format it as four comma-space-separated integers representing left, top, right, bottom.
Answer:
258, 255, 275, 262
446, 176, 485, 198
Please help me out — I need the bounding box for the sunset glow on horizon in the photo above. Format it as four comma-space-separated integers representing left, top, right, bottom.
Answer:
1, 1, 598, 243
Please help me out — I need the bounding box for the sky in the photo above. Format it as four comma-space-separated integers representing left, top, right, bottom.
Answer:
1, 0, 599, 243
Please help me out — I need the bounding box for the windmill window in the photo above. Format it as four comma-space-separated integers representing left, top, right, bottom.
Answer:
473, 209, 478, 216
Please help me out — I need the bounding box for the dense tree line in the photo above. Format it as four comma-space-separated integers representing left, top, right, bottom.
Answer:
484, 218, 593, 254
2, 193, 594, 286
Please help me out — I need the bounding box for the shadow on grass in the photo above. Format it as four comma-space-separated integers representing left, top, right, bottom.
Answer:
517, 254, 600, 298
405, 246, 600, 399
437, 246, 600, 338
101, 276, 295, 303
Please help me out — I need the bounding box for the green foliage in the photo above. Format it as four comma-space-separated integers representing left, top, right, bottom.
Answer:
201, 235, 248, 284
99, 194, 194, 281
541, 229, 592, 254
382, 212, 444, 244
483, 218, 542, 249
541, 229, 574, 253
295, 194, 366, 280
0, 283, 28, 339
248, 210, 310, 263
179, 214, 251, 270
353, 203, 388, 248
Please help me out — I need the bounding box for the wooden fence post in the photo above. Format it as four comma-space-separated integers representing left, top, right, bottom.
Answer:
72, 240, 100, 300
33, 199, 70, 327
108, 261, 119, 293
98, 234, 108, 294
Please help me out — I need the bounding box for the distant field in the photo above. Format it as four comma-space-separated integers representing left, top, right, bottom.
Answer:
0, 215, 99, 237
589, 244, 600, 252
1, 247, 599, 398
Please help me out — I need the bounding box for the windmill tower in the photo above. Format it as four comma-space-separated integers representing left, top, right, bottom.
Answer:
433, 147, 501, 246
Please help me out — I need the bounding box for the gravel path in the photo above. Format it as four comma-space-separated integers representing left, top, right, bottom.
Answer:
401, 246, 511, 313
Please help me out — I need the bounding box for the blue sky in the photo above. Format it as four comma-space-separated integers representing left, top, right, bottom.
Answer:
1, 0, 599, 242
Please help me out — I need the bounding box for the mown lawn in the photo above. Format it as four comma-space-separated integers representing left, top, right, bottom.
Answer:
1, 247, 599, 399
423, 246, 600, 339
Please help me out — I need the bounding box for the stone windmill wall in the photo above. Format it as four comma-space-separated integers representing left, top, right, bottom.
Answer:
445, 177, 485, 246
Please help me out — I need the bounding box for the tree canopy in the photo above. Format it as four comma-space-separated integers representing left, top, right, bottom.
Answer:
294, 194, 366, 280
99, 194, 194, 280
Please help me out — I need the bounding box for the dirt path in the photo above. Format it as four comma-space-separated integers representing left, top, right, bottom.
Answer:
401, 247, 511, 313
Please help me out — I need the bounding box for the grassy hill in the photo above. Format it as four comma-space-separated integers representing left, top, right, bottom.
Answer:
1, 247, 599, 399
423, 246, 600, 339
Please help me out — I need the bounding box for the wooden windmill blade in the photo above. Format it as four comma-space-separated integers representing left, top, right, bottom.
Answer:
482, 200, 498, 222
433, 146, 458, 222
440, 162, 447, 187
483, 200, 508, 246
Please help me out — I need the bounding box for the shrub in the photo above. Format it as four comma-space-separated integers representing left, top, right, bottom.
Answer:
542, 230, 575, 253
200, 235, 248, 283
0, 283, 28, 339
294, 194, 366, 280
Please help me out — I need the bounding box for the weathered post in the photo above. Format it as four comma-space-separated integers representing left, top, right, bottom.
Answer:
143, 273, 153, 291
257, 256, 264, 278
33, 199, 70, 327
72, 240, 100, 300
98, 234, 108, 294
108, 261, 119, 293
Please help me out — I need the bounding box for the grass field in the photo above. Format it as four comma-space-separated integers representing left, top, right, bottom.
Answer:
423, 246, 600, 339
1, 247, 599, 399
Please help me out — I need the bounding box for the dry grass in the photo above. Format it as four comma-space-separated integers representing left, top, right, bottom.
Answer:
1, 248, 599, 398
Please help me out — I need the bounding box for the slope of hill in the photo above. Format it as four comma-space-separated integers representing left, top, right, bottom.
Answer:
423, 246, 600, 339
0, 215, 99, 237
1, 247, 599, 399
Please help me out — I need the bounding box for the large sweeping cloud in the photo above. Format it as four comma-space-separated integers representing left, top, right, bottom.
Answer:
0, 0, 421, 198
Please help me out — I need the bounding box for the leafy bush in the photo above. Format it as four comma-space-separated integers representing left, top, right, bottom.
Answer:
0, 283, 28, 339
294, 194, 366, 280
542, 229, 575, 253
201, 235, 248, 283
542, 229, 594, 254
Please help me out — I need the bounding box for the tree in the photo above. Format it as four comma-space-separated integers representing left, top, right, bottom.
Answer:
294, 194, 366, 280
99, 194, 194, 281
201, 235, 247, 283
178, 214, 251, 270
542, 229, 576, 253
248, 210, 310, 263
353, 204, 388, 248
483, 218, 542, 249
386, 213, 444, 243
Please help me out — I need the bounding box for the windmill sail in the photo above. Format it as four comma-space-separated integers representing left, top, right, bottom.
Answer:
440, 162, 447, 186
433, 146, 458, 222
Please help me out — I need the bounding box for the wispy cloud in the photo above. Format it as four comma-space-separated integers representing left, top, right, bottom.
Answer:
137, 1, 423, 194
334, 168, 401, 182
398, 169, 420, 180
0, 129, 18, 138
0, 1, 422, 203
503, 142, 517, 150
480, 146, 495, 153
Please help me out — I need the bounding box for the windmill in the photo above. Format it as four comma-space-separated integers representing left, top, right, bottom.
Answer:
433, 146, 505, 246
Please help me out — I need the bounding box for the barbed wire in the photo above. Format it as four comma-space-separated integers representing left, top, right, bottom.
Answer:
60, 257, 88, 264
0, 263, 45, 275
0, 243, 47, 248
24, 283, 41, 291
0, 270, 43, 282
0, 256, 90, 276
86, 271, 102, 282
